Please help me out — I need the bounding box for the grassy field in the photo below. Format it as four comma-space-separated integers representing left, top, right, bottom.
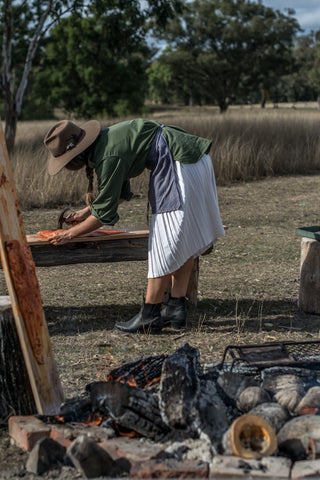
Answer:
11, 103, 320, 208
1, 105, 320, 478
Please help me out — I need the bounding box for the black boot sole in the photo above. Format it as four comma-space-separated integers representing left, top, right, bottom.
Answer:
115, 318, 163, 334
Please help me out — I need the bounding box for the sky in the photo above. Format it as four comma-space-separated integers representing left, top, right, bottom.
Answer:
261, 0, 320, 33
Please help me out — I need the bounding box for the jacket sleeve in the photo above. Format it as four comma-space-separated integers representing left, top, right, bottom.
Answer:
91, 156, 132, 225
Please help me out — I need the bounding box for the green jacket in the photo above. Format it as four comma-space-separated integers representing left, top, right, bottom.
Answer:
88, 118, 212, 225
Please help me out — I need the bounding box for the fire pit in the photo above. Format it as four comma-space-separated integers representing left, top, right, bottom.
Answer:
9, 340, 320, 478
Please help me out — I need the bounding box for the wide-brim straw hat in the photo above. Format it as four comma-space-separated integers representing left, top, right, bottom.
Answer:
44, 119, 101, 175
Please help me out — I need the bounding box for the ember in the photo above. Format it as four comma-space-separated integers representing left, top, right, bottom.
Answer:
106, 353, 166, 388
82, 413, 103, 426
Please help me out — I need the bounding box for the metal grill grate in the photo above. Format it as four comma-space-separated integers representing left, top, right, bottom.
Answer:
219, 340, 320, 372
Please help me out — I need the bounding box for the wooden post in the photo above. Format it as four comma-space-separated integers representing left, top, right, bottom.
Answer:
0, 122, 64, 414
299, 237, 320, 314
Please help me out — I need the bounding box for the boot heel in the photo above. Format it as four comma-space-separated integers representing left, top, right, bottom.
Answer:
161, 296, 187, 329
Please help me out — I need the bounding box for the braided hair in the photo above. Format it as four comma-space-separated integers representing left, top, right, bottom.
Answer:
65, 147, 95, 206
85, 165, 95, 206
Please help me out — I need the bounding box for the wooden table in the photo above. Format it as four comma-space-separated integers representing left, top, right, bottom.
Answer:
27, 229, 149, 267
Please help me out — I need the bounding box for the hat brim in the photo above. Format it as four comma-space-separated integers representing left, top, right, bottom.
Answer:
47, 120, 101, 176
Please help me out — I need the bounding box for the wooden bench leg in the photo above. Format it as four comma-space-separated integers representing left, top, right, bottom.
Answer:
186, 257, 199, 307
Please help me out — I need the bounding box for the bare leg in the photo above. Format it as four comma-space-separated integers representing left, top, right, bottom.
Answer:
171, 256, 194, 297
145, 256, 194, 303
145, 274, 171, 303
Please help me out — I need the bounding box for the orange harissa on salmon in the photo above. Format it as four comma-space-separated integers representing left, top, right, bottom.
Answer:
37, 229, 126, 239
37, 229, 65, 239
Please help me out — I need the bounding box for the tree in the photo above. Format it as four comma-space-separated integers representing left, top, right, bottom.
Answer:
148, 47, 205, 106
309, 31, 320, 109
0, 0, 183, 154
275, 34, 317, 104
33, 14, 151, 118
154, 0, 300, 112
147, 60, 173, 104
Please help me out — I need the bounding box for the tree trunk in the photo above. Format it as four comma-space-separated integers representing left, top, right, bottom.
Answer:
218, 99, 228, 113
0, 296, 36, 420
4, 103, 18, 156
1, 0, 53, 155
317, 93, 320, 111
260, 87, 266, 108
2, 0, 17, 156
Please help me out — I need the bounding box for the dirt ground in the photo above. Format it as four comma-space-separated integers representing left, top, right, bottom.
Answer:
1, 172, 320, 478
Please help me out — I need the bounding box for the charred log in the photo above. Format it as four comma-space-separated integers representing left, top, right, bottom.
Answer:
159, 344, 201, 433
38, 396, 93, 425
197, 379, 229, 451
88, 381, 172, 442
278, 438, 308, 461
106, 354, 167, 388
217, 372, 258, 407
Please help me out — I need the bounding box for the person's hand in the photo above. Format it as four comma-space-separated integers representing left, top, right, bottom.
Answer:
65, 206, 91, 225
49, 229, 73, 246
50, 213, 102, 245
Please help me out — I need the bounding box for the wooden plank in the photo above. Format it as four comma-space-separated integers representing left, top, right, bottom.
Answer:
25, 229, 149, 267
0, 122, 64, 414
29, 236, 149, 267
26, 228, 149, 245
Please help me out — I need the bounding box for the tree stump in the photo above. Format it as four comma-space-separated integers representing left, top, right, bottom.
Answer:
0, 296, 36, 420
299, 238, 320, 314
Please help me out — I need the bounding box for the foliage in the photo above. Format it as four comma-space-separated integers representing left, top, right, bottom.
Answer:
308, 31, 320, 102
149, 0, 301, 111
32, 12, 151, 118
147, 60, 173, 104
275, 34, 318, 104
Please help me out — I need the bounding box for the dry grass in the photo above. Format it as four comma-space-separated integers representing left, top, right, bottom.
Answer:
10, 105, 320, 209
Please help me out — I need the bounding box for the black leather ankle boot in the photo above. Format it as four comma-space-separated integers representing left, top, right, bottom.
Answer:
161, 296, 187, 329
115, 302, 163, 333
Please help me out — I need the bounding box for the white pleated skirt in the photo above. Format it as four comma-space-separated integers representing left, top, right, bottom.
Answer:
148, 154, 225, 278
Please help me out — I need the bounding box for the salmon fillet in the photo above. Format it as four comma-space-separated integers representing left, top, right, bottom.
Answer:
37, 228, 126, 239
